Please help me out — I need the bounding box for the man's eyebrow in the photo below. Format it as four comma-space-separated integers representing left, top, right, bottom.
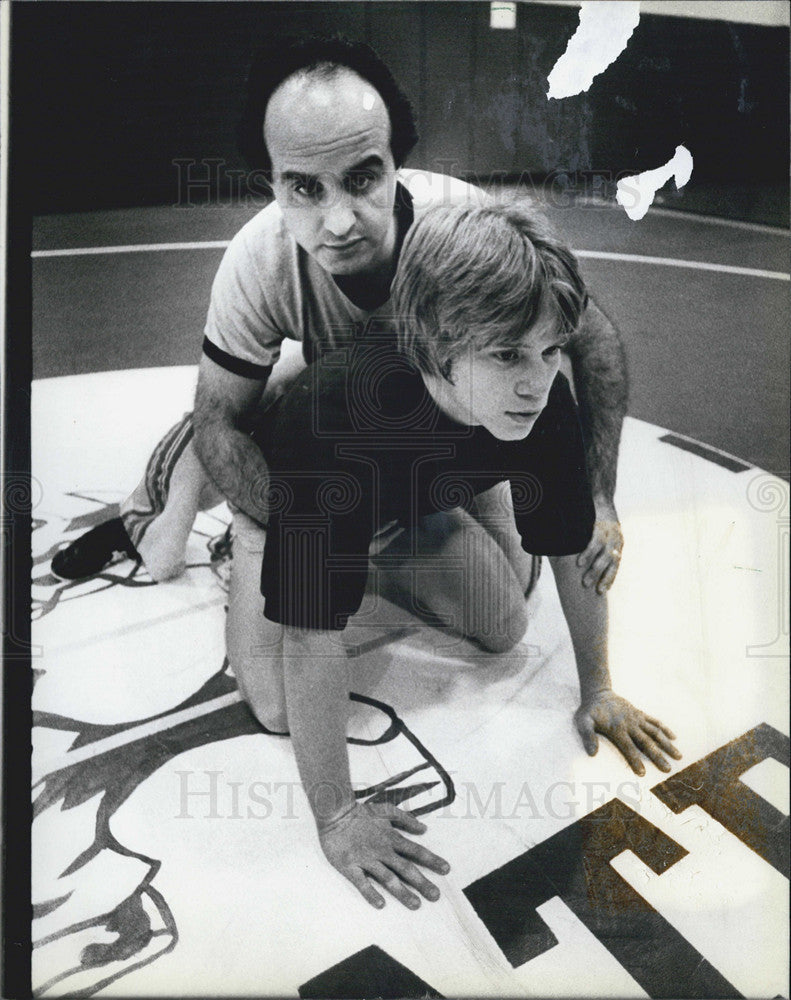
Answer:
343, 155, 385, 176
279, 170, 314, 186
279, 156, 385, 186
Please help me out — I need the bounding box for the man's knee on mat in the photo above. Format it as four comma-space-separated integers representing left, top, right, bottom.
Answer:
227, 616, 288, 734
144, 554, 187, 582
232, 655, 289, 733
247, 698, 289, 735
471, 590, 530, 654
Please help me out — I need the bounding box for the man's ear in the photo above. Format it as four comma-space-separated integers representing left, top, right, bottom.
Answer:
440, 358, 455, 384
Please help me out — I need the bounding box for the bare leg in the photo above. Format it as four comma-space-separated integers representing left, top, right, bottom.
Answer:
370, 483, 533, 653
121, 422, 224, 581
225, 510, 288, 733
229, 486, 533, 733
469, 480, 536, 594
118, 339, 307, 581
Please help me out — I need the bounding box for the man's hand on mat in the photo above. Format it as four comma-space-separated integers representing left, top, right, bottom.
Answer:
577, 498, 624, 594
575, 690, 682, 775
318, 801, 450, 910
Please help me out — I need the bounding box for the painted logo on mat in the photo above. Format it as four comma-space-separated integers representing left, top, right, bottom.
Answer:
32, 493, 454, 996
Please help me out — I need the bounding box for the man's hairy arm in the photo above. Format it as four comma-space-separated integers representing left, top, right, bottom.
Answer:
565, 298, 629, 592
192, 354, 271, 524
566, 297, 628, 503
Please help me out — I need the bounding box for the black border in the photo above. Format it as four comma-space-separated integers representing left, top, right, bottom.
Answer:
3, 3, 34, 996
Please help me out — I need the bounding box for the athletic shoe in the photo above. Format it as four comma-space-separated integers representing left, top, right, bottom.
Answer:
51, 517, 140, 580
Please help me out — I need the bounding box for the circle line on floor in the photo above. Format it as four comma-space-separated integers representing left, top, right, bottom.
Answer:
32, 242, 790, 281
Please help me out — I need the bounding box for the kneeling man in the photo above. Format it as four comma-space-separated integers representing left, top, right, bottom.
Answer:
238, 200, 680, 910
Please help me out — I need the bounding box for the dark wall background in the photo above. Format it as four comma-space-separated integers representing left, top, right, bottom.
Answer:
13, 1, 789, 214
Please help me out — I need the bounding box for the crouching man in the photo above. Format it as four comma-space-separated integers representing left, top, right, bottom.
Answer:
236, 200, 680, 910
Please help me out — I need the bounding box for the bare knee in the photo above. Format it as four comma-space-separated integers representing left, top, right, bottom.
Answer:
474, 596, 529, 654
249, 699, 289, 735
144, 554, 186, 582
232, 658, 289, 732
231, 662, 288, 733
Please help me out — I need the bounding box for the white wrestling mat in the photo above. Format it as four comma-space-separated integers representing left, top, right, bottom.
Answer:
31, 367, 789, 998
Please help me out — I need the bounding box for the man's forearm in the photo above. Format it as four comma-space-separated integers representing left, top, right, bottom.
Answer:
566, 298, 628, 503
193, 416, 271, 524
549, 554, 611, 700
282, 627, 356, 826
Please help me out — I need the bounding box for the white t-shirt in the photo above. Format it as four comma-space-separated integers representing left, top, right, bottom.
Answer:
203, 170, 488, 376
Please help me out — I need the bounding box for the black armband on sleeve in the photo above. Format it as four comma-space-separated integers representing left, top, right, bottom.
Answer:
202, 337, 274, 380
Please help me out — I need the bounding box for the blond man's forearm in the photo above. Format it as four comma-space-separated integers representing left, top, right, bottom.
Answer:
549, 553, 611, 701
282, 627, 356, 826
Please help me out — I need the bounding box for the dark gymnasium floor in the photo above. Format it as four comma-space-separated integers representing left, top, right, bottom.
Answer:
32, 187, 790, 478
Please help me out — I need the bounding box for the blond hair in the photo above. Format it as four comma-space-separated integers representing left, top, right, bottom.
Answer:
392, 201, 587, 380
